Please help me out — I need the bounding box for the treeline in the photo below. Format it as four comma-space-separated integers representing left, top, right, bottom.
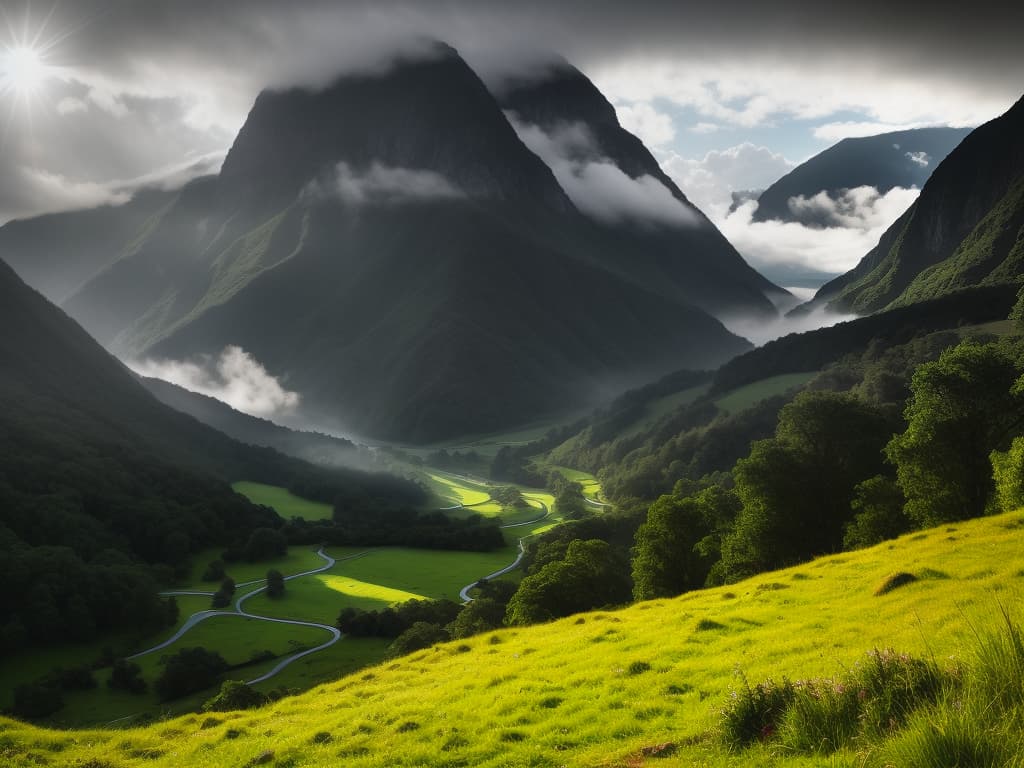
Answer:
284, 509, 505, 552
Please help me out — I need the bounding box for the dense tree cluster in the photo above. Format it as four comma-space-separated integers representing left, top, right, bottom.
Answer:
154, 647, 229, 702
284, 511, 504, 552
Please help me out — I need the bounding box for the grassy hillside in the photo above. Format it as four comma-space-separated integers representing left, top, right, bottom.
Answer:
4, 511, 1021, 767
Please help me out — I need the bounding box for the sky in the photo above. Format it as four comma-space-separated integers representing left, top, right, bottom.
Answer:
1, 0, 1022, 284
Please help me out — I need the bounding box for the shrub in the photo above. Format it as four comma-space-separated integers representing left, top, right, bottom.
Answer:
203, 680, 268, 712
874, 572, 918, 595
721, 676, 795, 747
201, 560, 226, 582
11, 682, 63, 719
109, 659, 147, 694
154, 647, 228, 702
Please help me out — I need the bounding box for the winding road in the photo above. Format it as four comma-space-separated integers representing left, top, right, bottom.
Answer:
131, 548, 368, 685
457, 501, 548, 602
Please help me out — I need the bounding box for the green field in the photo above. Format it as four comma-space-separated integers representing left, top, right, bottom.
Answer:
619, 383, 711, 438
232, 481, 334, 520
177, 545, 326, 589
6, 511, 1022, 766
713, 371, 818, 415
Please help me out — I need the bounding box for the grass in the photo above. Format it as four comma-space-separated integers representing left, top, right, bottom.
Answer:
231, 481, 334, 521
713, 372, 818, 415
618, 383, 711, 438
176, 545, 326, 589
5, 511, 1022, 766
424, 472, 491, 507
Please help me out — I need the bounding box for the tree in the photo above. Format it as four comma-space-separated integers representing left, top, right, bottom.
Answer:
991, 436, 1024, 513
202, 680, 268, 712
154, 647, 228, 701
718, 392, 894, 581
243, 528, 287, 561
265, 569, 285, 599
632, 486, 740, 600
447, 598, 506, 639
843, 476, 910, 549
211, 577, 236, 609
505, 539, 631, 625
201, 560, 226, 582
12, 682, 63, 719
108, 658, 147, 694
388, 622, 449, 657
887, 342, 1024, 526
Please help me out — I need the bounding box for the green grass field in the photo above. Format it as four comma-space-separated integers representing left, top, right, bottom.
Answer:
232, 481, 334, 521
619, 383, 711, 438
713, 372, 818, 415
5, 511, 1022, 766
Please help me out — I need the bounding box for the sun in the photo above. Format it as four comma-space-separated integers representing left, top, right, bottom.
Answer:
2, 45, 49, 94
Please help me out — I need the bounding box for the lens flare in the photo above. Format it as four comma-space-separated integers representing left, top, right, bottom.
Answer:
2, 46, 47, 93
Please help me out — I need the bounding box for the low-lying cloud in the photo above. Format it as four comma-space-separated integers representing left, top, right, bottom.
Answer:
509, 115, 699, 228
718, 186, 920, 276
721, 302, 857, 346
661, 142, 796, 219
130, 345, 300, 419
308, 162, 465, 205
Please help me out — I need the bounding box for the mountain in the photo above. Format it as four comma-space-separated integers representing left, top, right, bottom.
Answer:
0, 255, 423, 653
497, 61, 788, 310
753, 126, 971, 225
0, 44, 767, 443
138, 375, 370, 469
810, 95, 1024, 313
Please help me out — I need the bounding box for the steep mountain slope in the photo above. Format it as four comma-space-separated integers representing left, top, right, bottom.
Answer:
811, 95, 1024, 313
498, 62, 787, 312
4, 510, 1021, 766
753, 126, 971, 224
0, 187, 176, 304
139, 375, 368, 468
5, 44, 758, 443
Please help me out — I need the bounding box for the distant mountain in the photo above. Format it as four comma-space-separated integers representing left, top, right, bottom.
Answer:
809, 96, 1024, 314
498, 61, 788, 310
754, 127, 971, 225
139, 375, 370, 469
0, 44, 768, 443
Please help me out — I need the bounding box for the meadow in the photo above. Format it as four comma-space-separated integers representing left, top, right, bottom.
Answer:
3, 511, 1021, 765
231, 481, 334, 521
712, 372, 818, 415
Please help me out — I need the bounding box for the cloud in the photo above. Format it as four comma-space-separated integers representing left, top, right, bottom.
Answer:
129, 345, 300, 419
721, 302, 857, 346
510, 116, 698, 227
614, 101, 675, 146
55, 96, 87, 115
906, 150, 930, 167
691, 122, 721, 134
661, 142, 795, 218
717, 187, 919, 276
786, 185, 920, 229
309, 162, 465, 205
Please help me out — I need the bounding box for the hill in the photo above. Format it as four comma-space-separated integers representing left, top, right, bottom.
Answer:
138, 376, 370, 469
0, 44, 769, 444
753, 126, 971, 225
811, 94, 1024, 313
0, 256, 424, 655
3, 510, 1021, 766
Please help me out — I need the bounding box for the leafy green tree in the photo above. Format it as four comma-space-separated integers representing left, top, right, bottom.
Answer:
632, 486, 740, 600
991, 436, 1024, 513
12, 682, 63, 719
505, 539, 631, 625
887, 342, 1024, 525
718, 392, 894, 581
388, 622, 449, 657
265, 569, 285, 599
242, 528, 287, 561
202, 680, 268, 712
211, 577, 236, 609
448, 598, 506, 639
843, 476, 910, 549
154, 647, 228, 701
201, 560, 226, 582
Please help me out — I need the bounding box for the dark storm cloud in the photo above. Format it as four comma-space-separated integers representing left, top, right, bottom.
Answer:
1, 0, 1021, 222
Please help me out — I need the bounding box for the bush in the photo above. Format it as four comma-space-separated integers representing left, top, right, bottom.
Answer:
109, 658, 147, 694
11, 682, 63, 719
265, 569, 285, 599
388, 622, 449, 657
202, 680, 268, 712
154, 647, 228, 701
201, 560, 226, 582
721, 676, 795, 747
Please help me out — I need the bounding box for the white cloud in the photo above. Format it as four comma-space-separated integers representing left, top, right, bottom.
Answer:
691, 122, 721, 134
614, 101, 675, 146
718, 187, 919, 276
786, 185, 920, 229
510, 116, 699, 228
56, 97, 88, 115
661, 142, 795, 218
129, 345, 300, 419
905, 150, 930, 167
310, 162, 464, 205
720, 302, 857, 346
